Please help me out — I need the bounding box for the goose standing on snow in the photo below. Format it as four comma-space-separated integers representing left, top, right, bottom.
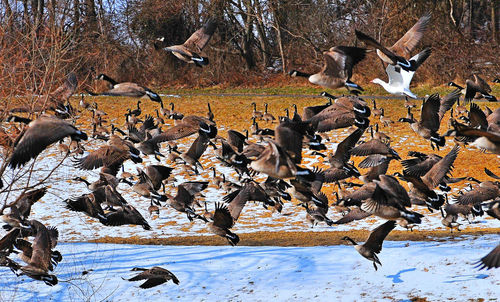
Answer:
289, 46, 367, 94
155, 18, 217, 67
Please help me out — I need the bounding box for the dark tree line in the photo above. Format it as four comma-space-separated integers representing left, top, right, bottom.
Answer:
0, 0, 498, 95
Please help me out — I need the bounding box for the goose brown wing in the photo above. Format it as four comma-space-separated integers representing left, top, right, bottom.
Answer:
422, 145, 460, 189
28, 221, 52, 271
333, 208, 371, 224
355, 30, 405, 65
227, 187, 251, 221
10, 116, 85, 168
438, 89, 461, 121
183, 19, 217, 52
328, 46, 367, 79
213, 203, 234, 229
76, 145, 128, 170
455, 184, 499, 205
149, 123, 198, 143
473, 74, 492, 93
363, 220, 396, 254
334, 128, 364, 164
389, 13, 431, 57
420, 94, 441, 132
185, 134, 209, 161
468, 103, 488, 130
477, 244, 500, 270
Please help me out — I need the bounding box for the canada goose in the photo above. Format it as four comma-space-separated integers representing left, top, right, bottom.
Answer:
372, 100, 382, 117
370, 124, 391, 144
399, 94, 446, 149
154, 109, 165, 125
400, 145, 460, 210
125, 266, 179, 288
324, 128, 364, 181
289, 46, 366, 93
148, 115, 215, 144
308, 99, 370, 132
475, 244, 500, 270
103, 205, 150, 230
144, 165, 173, 191
379, 108, 394, 127
250, 140, 305, 179
148, 200, 160, 217
262, 103, 276, 122
211, 167, 225, 188
446, 120, 500, 154
64, 193, 108, 224
369, 48, 431, 98
275, 119, 312, 163
436, 89, 462, 121
300, 100, 332, 120
0, 228, 20, 254
448, 74, 497, 103
207, 102, 214, 121
129, 100, 142, 117
355, 12, 431, 70
203, 203, 240, 246
20, 220, 59, 286
155, 18, 217, 66
8, 115, 88, 168
90, 74, 162, 103
454, 180, 500, 206
10, 187, 47, 220
301, 191, 333, 227
224, 180, 273, 222
486, 108, 500, 133
79, 93, 91, 110
75, 135, 142, 176
342, 220, 396, 270
251, 102, 263, 120
404, 97, 417, 109
165, 183, 206, 221
350, 136, 400, 159
227, 129, 248, 153
176, 123, 218, 174
168, 102, 184, 120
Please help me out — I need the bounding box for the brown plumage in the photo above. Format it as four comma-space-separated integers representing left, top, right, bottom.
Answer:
475, 244, 500, 270
204, 203, 239, 246
105, 205, 151, 230
126, 266, 179, 288
342, 220, 396, 270
156, 18, 217, 66
8, 115, 88, 168
90, 74, 162, 103
289, 46, 366, 92
20, 220, 58, 286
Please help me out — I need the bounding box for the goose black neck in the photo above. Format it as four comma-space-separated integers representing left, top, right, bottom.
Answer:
344, 236, 357, 246
98, 74, 118, 86
290, 70, 311, 78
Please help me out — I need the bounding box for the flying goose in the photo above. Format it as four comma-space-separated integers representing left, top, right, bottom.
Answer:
89, 73, 162, 103
64, 193, 108, 224
165, 182, 208, 221
75, 135, 142, 176
203, 202, 240, 246
289, 46, 367, 93
8, 115, 88, 168
105, 205, 151, 230
400, 145, 460, 210
448, 74, 497, 103
355, 12, 431, 70
370, 48, 431, 98
342, 220, 396, 270
155, 18, 217, 66
125, 266, 179, 288
20, 220, 58, 286
399, 94, 446, 149
10, 188, 47, 220
447, 120, 500, 154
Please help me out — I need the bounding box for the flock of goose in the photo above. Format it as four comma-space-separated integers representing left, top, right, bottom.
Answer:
0, 12, 499, 289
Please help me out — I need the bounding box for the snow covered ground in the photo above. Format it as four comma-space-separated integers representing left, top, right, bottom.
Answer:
1, 127, 499, 242
0, 235, 498, 301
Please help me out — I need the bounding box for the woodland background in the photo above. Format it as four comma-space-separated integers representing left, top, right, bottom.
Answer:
0, 0, 498, 96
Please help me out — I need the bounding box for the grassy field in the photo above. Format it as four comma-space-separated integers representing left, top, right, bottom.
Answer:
4, 85, 500, 245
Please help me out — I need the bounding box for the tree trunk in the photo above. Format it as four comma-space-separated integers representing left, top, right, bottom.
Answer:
492, 0, 498, 43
